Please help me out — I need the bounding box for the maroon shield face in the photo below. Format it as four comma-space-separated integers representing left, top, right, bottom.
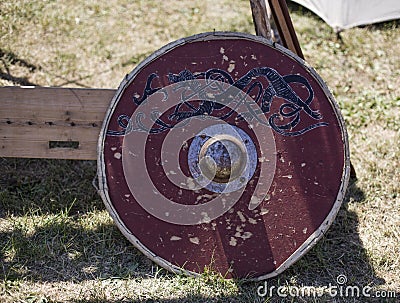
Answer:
98, 32, 350, 280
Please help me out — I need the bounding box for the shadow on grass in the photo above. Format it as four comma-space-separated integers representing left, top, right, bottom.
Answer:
0, 72, 37, 86
0, 218, 153, 282
252, 178, 399, 302
52, 296, 263, 303
0, 48, 93, 87
0, 49, 39, 72
0, 48, 39, 86
0, 158, 102, 217
0, 159, 154, 281
0, 159, 398, 302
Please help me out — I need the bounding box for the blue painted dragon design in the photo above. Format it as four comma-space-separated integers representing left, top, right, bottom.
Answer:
107, 67, 328, 137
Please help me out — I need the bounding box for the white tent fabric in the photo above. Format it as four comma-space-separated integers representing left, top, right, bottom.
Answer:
290, 0, 400, 31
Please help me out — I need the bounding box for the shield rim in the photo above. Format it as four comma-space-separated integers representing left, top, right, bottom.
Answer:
97, 31, 350, 281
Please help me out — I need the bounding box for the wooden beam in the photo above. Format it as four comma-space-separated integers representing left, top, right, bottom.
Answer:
0, 86, 115, 160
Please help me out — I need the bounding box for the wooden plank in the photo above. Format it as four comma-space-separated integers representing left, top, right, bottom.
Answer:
0, 124, 99, 159
0, 86, 116, 159
1, 138, 95, 160
0, 86, 115, 125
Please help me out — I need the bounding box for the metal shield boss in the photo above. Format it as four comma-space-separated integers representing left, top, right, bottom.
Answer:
98, 32, 350, 280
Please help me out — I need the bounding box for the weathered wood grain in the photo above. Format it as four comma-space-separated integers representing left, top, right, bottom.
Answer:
0, 86, 116, 159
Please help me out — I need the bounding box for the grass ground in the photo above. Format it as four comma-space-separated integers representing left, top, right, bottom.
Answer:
0, 1, 399, 302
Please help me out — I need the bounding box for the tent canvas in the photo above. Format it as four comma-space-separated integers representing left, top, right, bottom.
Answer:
290, 0, 400, 31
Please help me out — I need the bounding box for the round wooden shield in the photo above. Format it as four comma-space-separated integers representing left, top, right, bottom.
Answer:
98, 32, 350, 280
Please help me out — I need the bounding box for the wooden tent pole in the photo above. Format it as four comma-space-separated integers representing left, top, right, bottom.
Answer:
250, 0, 303, 58
267, 0, 304, 58
249, 0, 273, 40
